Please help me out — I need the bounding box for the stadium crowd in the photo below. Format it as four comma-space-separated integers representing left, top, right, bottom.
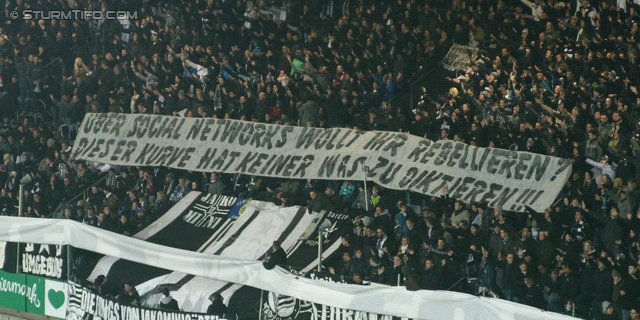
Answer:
1, 0, 640, 318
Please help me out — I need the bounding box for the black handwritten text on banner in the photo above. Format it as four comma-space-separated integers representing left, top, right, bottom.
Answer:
74, 114, 572, 212
66, 282, 225, 320
442, 44, 479, 71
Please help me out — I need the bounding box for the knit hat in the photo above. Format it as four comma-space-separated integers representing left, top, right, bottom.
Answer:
612, 269, 621, 278
602, 301, 612, 314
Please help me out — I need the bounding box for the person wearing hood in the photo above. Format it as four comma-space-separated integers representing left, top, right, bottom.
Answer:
158, 288, 179, 311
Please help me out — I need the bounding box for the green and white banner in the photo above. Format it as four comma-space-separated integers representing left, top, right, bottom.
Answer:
0, 269, 68, 318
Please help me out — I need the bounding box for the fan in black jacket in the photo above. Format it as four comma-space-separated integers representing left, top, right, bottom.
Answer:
263, 241, 287, 270
207, 293, 228, 315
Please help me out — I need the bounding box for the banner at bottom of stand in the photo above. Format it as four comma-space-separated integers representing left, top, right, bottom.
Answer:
66, 281, 235, 320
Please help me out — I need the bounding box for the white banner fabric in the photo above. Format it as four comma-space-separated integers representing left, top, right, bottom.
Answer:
0, 216, 577, 320
442, 45, 480, 71
74, 114, 571, 212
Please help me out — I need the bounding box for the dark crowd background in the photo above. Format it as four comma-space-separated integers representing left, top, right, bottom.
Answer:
1, 0, 640, 318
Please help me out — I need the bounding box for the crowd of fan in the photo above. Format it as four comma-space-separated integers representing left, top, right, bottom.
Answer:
2, 0, 640, 318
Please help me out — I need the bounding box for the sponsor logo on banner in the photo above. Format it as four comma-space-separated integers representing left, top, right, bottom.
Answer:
74, 114, 572, 212
21, 243, 65, 279
0, 270, 67, 319
0, 270, 30, 311
45, 279, 68, 318
67, 282, 228, 320
182, 194, 240, 228
442, 45, 480, 71
227, 198, 248, 221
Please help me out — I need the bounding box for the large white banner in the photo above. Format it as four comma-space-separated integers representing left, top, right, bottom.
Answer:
442, 45, 480, 71
0, 217, 579, 320
66, 281, 228, 320
74, 114, 571, 212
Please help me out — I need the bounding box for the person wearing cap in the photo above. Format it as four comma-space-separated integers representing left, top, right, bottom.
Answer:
61, 207, 77, 221
152, 101, 164, 115
601, 301, 616, 319
524, 137, 543, 154
174, 89, 192, 114
83, 207, 98, 226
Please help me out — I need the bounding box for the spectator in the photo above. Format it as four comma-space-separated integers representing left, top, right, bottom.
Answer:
169, 177, 191, 204
307, 189, 331, 213
102, 186, 119, 214
329, 251, 356, 278
158, 288, 180, 311
2, 0, 640, 316
93, 275, 118, 298
116, 215, 136, 236
419, 258, 441, 290
205, 172, 225, 195
116, 283, 140, 306
207, 293, 227, 316
83, 207, 98, 226
263, 241, 287, 270
523, 277, 546, 310
97, 212, 110, 231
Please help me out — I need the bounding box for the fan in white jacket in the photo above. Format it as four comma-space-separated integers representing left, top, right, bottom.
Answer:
519, 0, 544, 21
586, 157, 616, 182
183, 59, 209, 78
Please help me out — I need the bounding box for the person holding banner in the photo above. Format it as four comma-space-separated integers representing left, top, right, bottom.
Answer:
263, 241, 287, 270
116, 282, 140, 306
